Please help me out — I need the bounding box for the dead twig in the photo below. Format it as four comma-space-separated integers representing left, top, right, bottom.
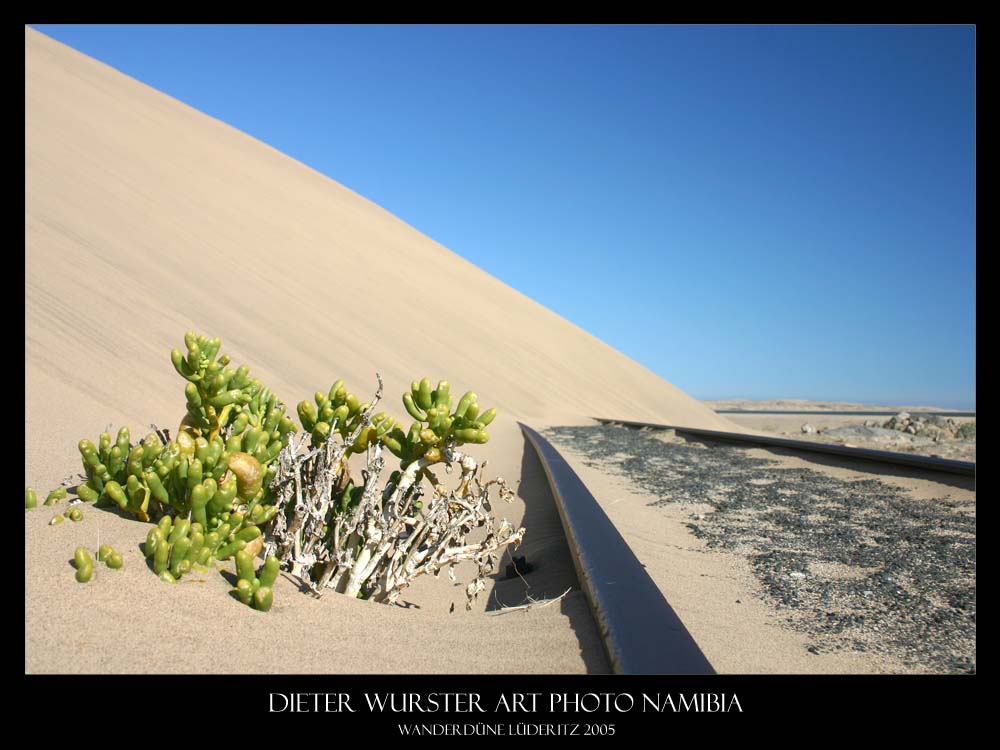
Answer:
487, 587, 572, 615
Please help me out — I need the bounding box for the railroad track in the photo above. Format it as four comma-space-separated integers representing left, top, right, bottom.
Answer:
591, 418, 976, 477
519, 423, 715, 675
520, 417, 972, 674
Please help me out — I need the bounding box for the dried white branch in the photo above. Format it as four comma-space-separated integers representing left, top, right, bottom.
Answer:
265, 375, 524, 608
487, 587, 572, 615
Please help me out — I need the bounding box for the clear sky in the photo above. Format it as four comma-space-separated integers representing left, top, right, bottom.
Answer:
30, 24, 976, 408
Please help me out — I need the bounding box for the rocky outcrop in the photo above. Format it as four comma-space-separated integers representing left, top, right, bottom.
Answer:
820, 425, 936, 448
880, 412, 975, 442
809, 412, 976, 449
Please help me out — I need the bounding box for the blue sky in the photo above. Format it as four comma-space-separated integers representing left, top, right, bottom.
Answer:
30, 25, 976, 408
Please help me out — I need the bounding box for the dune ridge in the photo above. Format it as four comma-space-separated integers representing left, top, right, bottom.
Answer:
26, 26, 733, 674
26, 27, 728, 452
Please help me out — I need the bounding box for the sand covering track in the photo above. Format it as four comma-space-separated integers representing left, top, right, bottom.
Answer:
25, 27, 731, 673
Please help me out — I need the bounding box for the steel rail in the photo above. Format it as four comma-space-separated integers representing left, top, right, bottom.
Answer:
519, 423, 715, 675
592, 418, 976, 477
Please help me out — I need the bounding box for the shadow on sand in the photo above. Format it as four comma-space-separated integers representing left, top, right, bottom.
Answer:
482, 437, 609, 674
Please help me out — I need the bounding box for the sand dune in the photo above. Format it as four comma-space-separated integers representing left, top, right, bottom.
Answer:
25, 27, 734, 673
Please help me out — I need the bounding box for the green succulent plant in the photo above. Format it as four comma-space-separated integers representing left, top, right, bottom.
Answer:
36, 331, 509, 614
73, 332, 294, 526
234, 552, 279, 611
297, 379, 396, 454
384, 378, 494, 466
144, 510, 266, 584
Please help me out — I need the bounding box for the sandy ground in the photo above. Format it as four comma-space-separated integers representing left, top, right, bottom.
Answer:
543, 422, 975, 674
540, 421, 893, 674
26, 417, 610, 674
702, 399, 976, 463
718, 414, 975, 463
24, 28, 730, 674
703, 399, 972, 413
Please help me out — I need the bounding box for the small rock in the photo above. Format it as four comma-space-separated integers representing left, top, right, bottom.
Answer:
884, 412, 913, 431
789, 571, 807, 579
911, 420, 951, 440
504, 555, 535, 580
801, 423, 816, 435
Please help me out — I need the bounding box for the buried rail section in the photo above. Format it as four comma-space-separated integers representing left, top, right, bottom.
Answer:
519, 423, 715, 675
592, 418, 976, 477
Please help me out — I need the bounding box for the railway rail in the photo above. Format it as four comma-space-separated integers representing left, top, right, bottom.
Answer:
519, 423, 715, 675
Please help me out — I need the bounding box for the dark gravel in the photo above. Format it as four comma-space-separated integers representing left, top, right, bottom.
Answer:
544, 424, 976, 674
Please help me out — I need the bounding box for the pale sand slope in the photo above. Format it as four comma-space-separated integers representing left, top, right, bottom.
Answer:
25, 27, 732, 673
